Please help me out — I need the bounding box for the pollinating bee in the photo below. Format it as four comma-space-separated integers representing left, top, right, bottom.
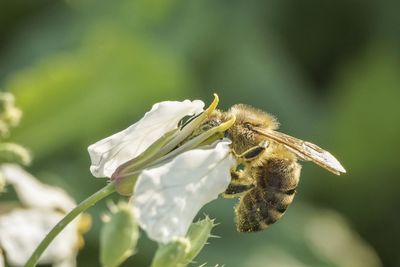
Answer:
192, 104, 346, 233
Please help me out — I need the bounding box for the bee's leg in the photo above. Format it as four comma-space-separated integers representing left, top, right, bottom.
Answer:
234, 140, 270, 162
224, 184, 253, 198
225, 141, 269, 199
222, 169, 254, 198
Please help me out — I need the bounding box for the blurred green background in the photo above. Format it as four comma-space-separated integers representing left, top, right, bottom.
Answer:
1, 0, 399, 266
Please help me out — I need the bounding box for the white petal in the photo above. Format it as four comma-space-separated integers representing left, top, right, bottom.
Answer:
0, 209, 78, 267
0, 164, 76, 212
88, 100, 204, 178
132, 140, 235, 243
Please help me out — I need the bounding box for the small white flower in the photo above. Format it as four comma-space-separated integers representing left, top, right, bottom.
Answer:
0, 164, 75, 213
0, 209, 77, 267
88, 97, 236, 243
0, 164, 82, 267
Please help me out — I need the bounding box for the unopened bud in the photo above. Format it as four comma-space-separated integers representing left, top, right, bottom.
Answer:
0, 143, 31, 166
100, 202, 139, 267
151, 216, 217, 267
76, 213, 92, 249
0, 93, 15, 114
2, 106, 22, 128
0, 173, 5, 193
0, 93, 22, 136
151, 238, 191, 267
183, 216, 216, 264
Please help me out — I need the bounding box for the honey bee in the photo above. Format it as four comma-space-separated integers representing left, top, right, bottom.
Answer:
196, 104, 346, 232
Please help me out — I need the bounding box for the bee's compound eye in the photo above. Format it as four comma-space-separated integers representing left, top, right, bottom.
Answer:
244, 122, 252, 129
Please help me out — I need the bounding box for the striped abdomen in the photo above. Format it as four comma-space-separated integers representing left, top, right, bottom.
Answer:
235, 158, 301, 232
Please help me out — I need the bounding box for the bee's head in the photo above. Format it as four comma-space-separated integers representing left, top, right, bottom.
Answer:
223, 104, 279, 153
228, 104, 279, 130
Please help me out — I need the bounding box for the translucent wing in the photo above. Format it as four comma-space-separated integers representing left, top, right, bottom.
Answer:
252, 127, 346, 175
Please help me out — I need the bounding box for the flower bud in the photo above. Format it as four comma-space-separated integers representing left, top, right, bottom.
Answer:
1, 106, 22, 129
0, 93, 22, 137
100, 202, 139, 267
183, 216, 216, 264
0, 143, 31, 166
151, 238, 191, 267
0, 173, 5, 193
151, 217, 217, 267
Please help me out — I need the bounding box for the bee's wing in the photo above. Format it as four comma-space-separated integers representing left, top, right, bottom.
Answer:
252, 127, 346, 175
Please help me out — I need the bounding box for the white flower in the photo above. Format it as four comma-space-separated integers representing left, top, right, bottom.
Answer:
132, 140, 234, 243
0, 164, 75, 212
0, 209, 77, 267
88, 100, 204, 178
0, 164, 82, 267
88, 97, 236, 243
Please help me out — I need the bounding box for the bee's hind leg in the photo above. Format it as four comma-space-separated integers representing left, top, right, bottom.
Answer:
223, 183, 254, 198
222, 169, 254, 198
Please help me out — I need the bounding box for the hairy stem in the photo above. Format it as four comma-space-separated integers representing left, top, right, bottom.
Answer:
25, 182, 116, 267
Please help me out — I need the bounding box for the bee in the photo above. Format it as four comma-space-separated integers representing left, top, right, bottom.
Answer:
197, 104, 346, 232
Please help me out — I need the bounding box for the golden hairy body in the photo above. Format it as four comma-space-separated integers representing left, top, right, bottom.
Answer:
226, 104, 279, 154
197, 104, 345, 232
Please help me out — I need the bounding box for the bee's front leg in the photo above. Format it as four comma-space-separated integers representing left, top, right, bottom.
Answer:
223, 141, 270, 199
233, 140, 270, 163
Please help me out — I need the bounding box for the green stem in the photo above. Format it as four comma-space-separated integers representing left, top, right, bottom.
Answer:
25, 182, 116, 267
